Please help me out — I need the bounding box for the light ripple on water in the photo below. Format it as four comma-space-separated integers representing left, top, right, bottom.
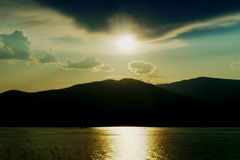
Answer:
0, 127, 240, 160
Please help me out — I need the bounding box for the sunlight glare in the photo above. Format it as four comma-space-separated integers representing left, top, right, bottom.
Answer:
117, 35, 136, 50
105, 127, 147, 160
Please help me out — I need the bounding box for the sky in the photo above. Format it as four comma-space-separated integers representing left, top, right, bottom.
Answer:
1, 0, 240, 92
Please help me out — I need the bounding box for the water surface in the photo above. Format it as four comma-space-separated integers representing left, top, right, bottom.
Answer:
0, 127, 240, 160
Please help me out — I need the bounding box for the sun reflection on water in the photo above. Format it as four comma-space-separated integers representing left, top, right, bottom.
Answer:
103, 127, 147, 160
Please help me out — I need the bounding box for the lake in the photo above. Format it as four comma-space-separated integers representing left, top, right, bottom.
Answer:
0, 127, 240, 160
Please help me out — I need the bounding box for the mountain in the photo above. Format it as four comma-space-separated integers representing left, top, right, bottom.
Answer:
158, 77, 240, 104
0, 78, 239, 126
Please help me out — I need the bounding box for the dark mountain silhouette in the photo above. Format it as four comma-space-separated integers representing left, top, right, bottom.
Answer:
0, 78, 239, 126
158, 77, 240, 104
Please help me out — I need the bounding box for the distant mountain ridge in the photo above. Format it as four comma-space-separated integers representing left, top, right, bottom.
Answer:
1, 78, 203, 111
0, 78, 239, 126
158, 77, 240, 104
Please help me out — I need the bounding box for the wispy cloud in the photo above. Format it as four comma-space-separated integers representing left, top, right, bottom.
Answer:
96, 64, 114, 72
230, 61, 240, 69
38, 53, 57, 63
61, 57, 114, 72
147, 12, 240, 43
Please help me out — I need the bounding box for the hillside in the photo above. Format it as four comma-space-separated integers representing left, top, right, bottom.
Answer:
1, 78, 238, 126
158, 77, 240, 104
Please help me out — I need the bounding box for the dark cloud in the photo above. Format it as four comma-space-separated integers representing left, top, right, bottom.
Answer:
0, 30, 31, 60
128, 61, 155, 75
35, 0, 240, 34
39, 53, 57, 63
0, 0, 36, 8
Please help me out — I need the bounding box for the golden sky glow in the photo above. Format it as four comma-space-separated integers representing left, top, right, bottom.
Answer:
1, 0, 240, 92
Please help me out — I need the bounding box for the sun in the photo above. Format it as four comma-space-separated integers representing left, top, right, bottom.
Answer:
117, 35, 136, 50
